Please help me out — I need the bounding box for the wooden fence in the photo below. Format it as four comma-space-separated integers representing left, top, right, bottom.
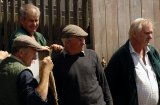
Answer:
0, 0, 91, 50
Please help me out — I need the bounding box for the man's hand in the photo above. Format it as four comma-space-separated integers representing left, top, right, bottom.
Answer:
37, 56, 53, 101
50, 44, 63, 52
40, 56, 53, 75
0, 51, 10, 60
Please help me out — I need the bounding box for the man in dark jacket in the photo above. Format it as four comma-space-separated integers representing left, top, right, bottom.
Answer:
105, 18, 160, 105
52, 24, 113, 105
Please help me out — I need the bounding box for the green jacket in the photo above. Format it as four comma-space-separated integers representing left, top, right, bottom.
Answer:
105, 40, 160, 105
0, 56, 28, 105
8, 27, 46, 52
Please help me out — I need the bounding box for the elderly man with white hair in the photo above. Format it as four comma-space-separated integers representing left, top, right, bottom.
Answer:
105, 18, 160, 105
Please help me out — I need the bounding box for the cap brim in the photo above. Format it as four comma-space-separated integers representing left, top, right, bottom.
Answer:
35, 46, 50, 52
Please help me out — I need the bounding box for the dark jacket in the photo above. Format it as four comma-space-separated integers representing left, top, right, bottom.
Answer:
105, 40, 160, 105
53, 49, 113, 105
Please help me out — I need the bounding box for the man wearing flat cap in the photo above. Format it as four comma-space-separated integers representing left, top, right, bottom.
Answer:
0, 35, 54, 105
52, 24, 113, 105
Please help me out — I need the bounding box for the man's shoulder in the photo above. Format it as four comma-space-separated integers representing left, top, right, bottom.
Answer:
34, 32, 47, 45
0, 57, 27, 75
84, 49, 96, 54
34, 31, 42, 34
13, 27, 27, 34
84, 49, 98, 58
10, 28, 27, 39
52, 52, 63, 59
148, 45, 157, 51
148, 45, 160, 57
35, 31, 44, 37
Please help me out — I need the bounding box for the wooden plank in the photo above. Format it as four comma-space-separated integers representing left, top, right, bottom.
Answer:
61, 0, 65, 26
10, 0, 15, 33
33, 0, 38, 5
82, 0, 89, 29
52, 0, 58, 44
40, 0, 45, 36
105, 0, 118, 62
24, 0, 29, 4
86, 0, 93, 49
153, 0, 160, 52
142, 0, 153, 19
117, 0, 130, 47
65, 0, 70, 24
129, 0, 141, 22
17, 0, 23, 21
90, 0, 107, 60
0, 0, 2, 49
54, 0, 62, 43
3, 0, 8, 50
48, 0, 53, 45
56, 0, 61, 26
73, 0, 79, 25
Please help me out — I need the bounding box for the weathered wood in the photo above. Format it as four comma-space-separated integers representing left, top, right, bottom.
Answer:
82, 0, 88, 29
10, 0, 15, 33
55, 0, 62, 44
73, 0, 79, 25
40, 0, 45, 36
65, 0, 70, 24
0, 0, 2, 49
153, 0, 160, 52
117, 0, 130, 47
90, 0, 106, 60
48, 0, 53, 45
105, 0, 118, 62
130, 0, 141, 22
3, 0, 8, 50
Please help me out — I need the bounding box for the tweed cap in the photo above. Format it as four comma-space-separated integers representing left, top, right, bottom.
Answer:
61, 24, 88, 38
12, 35, 46, 51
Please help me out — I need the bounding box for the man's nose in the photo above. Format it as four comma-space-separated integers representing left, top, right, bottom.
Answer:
148, 33, 153, 39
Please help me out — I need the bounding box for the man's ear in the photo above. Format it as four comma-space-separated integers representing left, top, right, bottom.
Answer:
17, 48, 25, 59
132, 31, 136, 38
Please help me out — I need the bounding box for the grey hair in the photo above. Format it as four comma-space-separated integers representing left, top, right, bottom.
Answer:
20, 3, 40, 19
11, 46, 29, 55
128, 18, 153, 39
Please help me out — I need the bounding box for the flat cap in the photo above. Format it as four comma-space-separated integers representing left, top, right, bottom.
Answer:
12, 35, 46, 51
61, 24, 88, 38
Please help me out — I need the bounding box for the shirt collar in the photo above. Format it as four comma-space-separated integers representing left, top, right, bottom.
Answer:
62, 50, 85, 57
129, 41, 150, 54
10, 55, 25, 65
